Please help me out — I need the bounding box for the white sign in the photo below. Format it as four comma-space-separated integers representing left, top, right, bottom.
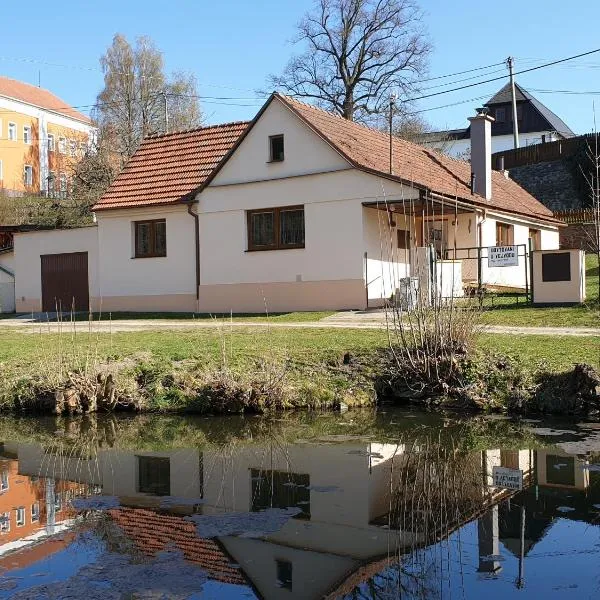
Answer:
488, 246, 519, 267
492, 466, 523, 490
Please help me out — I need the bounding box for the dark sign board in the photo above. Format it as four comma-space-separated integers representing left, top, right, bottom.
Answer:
542, 252, 571, 282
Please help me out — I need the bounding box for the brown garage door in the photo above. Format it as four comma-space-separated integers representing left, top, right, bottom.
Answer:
41, 252, 89, 313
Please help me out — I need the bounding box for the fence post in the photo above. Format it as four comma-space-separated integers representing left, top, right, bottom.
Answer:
364, 251, 368, 309
528, 239, 535, 304
524, 243, 530, 303
477, 246, 483, 307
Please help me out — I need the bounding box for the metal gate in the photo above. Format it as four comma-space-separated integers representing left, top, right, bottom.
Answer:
41, 252, 89, 313
443, 244, 531, 305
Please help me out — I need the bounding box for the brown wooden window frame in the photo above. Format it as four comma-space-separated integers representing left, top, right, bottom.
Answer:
134, 219, 167, 259
397, 229, 410, 250
247, 205, 305, 251
268, 134, 284, 162
495, 222, 514, 246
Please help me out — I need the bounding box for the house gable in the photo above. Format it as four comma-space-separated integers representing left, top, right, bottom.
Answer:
207, 96, 351, 188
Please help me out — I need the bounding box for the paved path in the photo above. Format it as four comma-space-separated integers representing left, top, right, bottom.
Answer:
0, 312, 598, 336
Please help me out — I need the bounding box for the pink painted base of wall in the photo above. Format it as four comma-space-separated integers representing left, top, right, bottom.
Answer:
197, 279, 366, 313
16, 294, 198, 314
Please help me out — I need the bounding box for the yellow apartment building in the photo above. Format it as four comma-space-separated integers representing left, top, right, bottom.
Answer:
0, 76, 96, 196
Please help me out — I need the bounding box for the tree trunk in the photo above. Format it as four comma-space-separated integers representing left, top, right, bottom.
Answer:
342, 92, 354, 121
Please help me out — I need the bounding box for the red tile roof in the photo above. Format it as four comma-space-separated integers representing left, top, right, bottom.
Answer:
0, 76, 92, 124
108, 507, 247, 586
273, 94, 558, 224
93, 122, 250, 211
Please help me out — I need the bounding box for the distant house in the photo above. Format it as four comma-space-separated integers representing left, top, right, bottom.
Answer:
421, 82, 575, 158
7, 93, 561, 314
0, 76, 96, 197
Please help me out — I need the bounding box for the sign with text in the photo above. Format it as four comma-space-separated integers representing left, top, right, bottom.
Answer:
492, 466, 523, 490
488, 245, 519, 267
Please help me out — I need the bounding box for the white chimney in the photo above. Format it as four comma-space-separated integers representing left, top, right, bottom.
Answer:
468, 109, 495, 200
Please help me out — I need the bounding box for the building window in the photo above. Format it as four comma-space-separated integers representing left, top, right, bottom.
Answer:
528, 228, 541, 251
247, 206, 304, 251
137, 456, 170, 495
134, 220, 167, 258
23, 126, 31, 144
54, 494, 62, 512
79, 141, 87, 155
15, 507, 25, 527
0, 470, 8, 491
23, 165, 33, 186
8, 123, 16, 141
495, 108, 506, 123
58, 137, 66, 154
48, 134, 55, 152
495, 222, 514, 246
276, 559, 293, 590
0, 513, 9, 533
31, 503, 40, 522
48, 171, 56, 196
59, 173, 67, 197
69, 140, 77, 157
250, 469, 310, 519
397, 229, 410, 249
269, 135, 284, 162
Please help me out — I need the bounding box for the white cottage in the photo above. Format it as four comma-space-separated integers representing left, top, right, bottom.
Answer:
12, 93, 561, 313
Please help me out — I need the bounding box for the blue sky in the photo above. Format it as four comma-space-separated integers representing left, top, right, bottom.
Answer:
3, 0, 600, 133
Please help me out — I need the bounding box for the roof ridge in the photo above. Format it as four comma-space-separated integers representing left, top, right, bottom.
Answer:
146, 120, 250, 140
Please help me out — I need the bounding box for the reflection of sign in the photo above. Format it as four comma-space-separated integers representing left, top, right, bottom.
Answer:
492, 466, 523, 490
489, 245, 518, 267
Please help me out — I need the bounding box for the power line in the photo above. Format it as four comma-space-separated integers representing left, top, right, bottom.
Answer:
418, 61, 506, 83
404, 47, 600, 103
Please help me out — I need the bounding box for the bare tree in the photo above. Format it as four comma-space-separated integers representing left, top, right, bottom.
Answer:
269, 0, 431, 122
95, 34, 203, 162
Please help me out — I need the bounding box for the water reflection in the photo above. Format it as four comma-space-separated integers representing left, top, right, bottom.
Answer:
0, 413, 598, 598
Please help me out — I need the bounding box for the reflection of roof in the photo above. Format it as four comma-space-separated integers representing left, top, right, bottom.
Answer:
486, 83, 575, 138
0, 76, 92, 124
94, 122, 249, 211
108, 508, 247, 586
0, 533, 76, 571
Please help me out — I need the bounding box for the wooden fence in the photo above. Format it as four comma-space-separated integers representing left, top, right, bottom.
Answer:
553, 209, 596, 224
493, 133, 598, 170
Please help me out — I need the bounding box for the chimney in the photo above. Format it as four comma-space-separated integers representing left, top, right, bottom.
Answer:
468, 108, 495, 200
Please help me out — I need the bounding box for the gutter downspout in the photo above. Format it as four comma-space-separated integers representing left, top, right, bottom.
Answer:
186, 202, 200, 308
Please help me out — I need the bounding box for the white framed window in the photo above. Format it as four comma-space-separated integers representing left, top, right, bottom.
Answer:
8, 122, 16, 141
54, 494, 62, 512
59, 173, 67, 195
58, 136, 66, 154
48, 171, 56, 194
79, 141, 87, 155
48, 133, 55, 152
31, 502, 40, 522
23, 126, 31, 144
69, 139, 76, 157
0, 470, 8, 491
15, 507, 25, 527
0, 512, 9, 533
24, 165, 33, 186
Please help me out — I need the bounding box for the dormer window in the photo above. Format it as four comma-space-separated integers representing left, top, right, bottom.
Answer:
269, 135, 284, 162
495, 108, 506, 123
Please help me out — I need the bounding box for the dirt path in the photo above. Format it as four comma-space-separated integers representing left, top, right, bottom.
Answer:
0, 313, 598, 336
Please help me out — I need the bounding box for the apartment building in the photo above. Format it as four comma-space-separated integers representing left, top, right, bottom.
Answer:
0, 76, 96, 196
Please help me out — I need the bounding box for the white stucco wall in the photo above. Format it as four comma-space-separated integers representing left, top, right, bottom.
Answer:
96, 205, 197, 311
13, 226, 99, 312
425, 130, 562, 159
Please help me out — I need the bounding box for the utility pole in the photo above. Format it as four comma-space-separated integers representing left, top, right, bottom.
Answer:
389, 94, 397, 175
507, 57, 520, 149
162, 90, 169, 134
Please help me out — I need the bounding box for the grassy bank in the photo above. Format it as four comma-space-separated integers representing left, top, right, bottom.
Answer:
0, 325, 597, 415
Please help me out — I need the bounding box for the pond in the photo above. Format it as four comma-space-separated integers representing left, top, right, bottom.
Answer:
0, 410, 598, 599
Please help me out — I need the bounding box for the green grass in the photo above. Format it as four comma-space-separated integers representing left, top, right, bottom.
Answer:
0, 327, 596, 381
478, 254, 599, 328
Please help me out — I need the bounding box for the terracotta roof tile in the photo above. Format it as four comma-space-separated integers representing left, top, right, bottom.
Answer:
108, 507, 247, 586
93, 122, 249, 211
0, 76, 92, 124
275, 94, 557, 224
